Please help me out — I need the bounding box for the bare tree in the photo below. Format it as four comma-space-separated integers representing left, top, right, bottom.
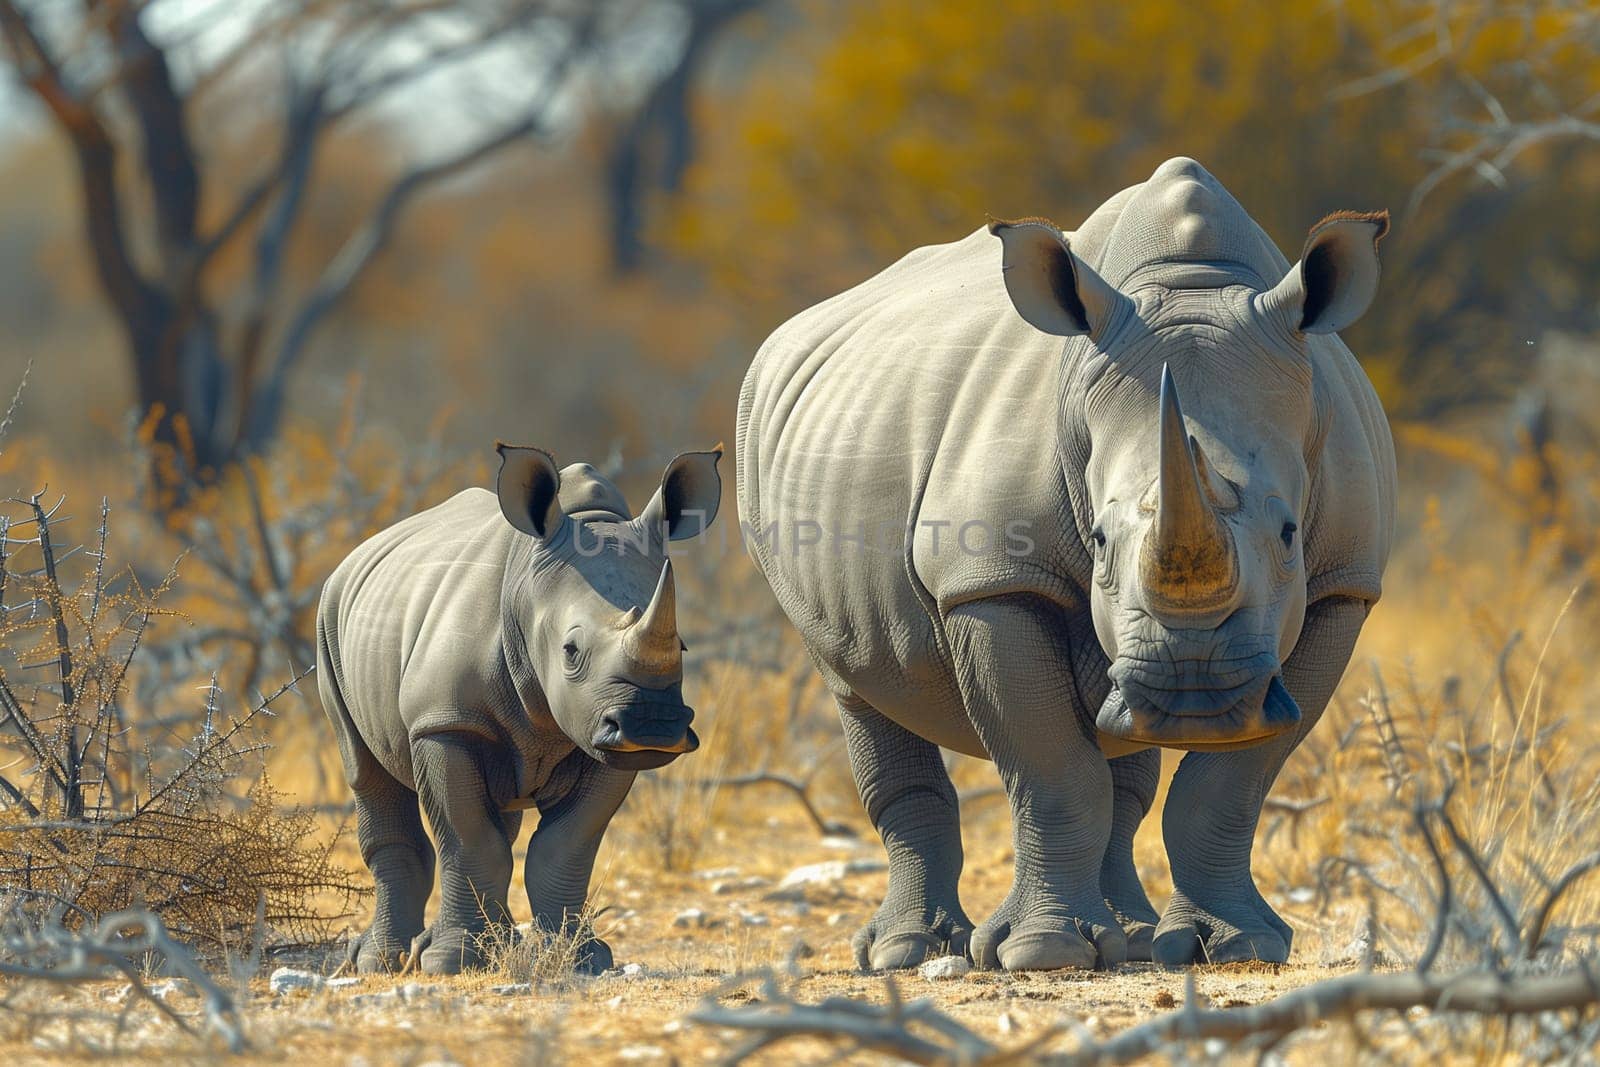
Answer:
605, 0, 763, 270
1340, 0, 1600, 211
0, 1, 760, 498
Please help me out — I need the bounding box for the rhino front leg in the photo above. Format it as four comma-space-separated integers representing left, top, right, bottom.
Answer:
838, 696, 972, 971
525, 752, 635, 975
1066, 615, 1162, 961
1155, 596, 1367, 966
945, 594, 1124, 971
1103, 749, 1161, 961
412, 731, 521, 975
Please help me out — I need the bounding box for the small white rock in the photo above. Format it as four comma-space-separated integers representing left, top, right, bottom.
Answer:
269, 967, 326, 995
147, 979, 187, 1001
819, 834, 864, 851
491, 983, 531, 996
768, 859, 887, 899
1287, 886, 1316, 905
997, 1011, 1017, 1035
618, 1046, 663, 1061
712, 876, 771, 895
621, 962, 646, 977
326, 976, 362, 990
1341, 933, 1372, 962
826, 912, 849, 927
398, 981, 439, 1003
606, 994, 625, 1009
741, 913, 770, 927
918, 955, 971, 980
673, 908, 707, 928
696, 866, 740, 880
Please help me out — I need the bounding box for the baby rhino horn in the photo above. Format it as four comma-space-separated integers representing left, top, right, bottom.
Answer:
626, 560, 680, 672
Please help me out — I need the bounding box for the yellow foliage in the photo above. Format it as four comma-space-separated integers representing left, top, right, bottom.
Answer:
675, 0, 1600, 413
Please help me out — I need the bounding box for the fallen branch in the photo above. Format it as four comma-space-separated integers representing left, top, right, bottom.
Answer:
0, 905, 246, 1052
692, 772, 856, 837
692, 962, 1600, 1066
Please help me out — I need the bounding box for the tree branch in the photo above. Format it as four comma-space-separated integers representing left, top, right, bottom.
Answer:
0, 1, 157, 330
242, 16, 594, 448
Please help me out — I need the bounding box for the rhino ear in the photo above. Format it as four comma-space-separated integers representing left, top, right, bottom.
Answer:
495, 443, 565, 540
988, 216, 1126, 339
640, 445, 723, 543
1260, 211, 1389, 335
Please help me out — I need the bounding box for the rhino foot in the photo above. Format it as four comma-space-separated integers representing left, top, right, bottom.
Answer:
573, 933, 614, 976
347, 926, 411, 975
852, 907, 972, 972
1102, 850, 1160, 964
1119, 918, 1157, 962
411, 925, 496, 975
971, 890, 1126, 972
1151, 888, 1291, 966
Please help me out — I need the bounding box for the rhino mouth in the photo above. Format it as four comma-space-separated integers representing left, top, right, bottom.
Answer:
591, 702, 699, 770
1096, 671, 1301, 752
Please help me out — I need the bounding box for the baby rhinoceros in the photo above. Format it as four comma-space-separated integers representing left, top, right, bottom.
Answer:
316, 444, 722, 975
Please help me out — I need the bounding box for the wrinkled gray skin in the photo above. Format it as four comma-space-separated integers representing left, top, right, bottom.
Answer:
317, 445, 722, 975
737, 158, 1395, 971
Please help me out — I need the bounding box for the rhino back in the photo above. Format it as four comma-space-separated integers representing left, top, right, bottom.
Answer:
738, 228, 1078, 747
318, 488, 526, 789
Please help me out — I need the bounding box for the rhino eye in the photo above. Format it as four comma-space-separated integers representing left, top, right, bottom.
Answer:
1280, 521, 1298, 551
1090, 527, 1107, 553
563, 641, 579, 661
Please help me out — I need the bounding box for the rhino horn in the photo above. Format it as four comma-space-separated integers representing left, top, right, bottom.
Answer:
1141, 365, 1239, 613
626, 560, 681, 672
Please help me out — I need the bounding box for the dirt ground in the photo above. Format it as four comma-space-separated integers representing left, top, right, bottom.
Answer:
3, 778, 1390, 1066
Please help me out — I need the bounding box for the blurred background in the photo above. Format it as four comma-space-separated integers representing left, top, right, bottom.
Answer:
2, 0, 1600, 1016
1, 0, 1597, 479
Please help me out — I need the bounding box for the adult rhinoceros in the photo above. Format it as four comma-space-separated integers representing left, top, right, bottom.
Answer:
318, 446, 722, 975
736, 157, 1395, 971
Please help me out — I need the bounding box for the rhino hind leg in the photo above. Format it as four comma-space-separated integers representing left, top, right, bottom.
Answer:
348, 766, 435, 974
413, 731, 521, 975
945, 595, 1126, 971
839, 697, 972, 972
1103, 749, 1162, 961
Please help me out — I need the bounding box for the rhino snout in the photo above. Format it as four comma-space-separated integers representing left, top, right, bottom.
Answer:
593, 703, 699, 762
1107, 650, 1280, 716
1096, 672, 1300, 752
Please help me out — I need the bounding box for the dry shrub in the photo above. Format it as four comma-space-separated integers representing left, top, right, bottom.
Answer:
1260, 374, 1600, 969
1263, 595, 1600, 971
0, 488, 361, 952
